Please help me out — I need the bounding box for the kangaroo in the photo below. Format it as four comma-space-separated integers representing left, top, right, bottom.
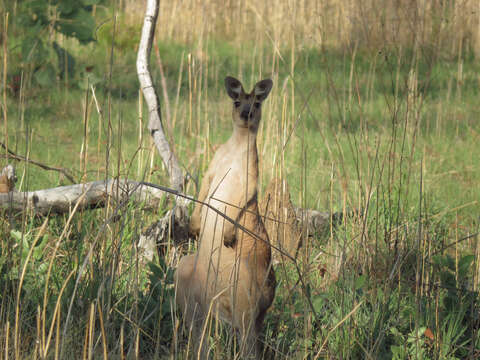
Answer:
175, 76, 275, 359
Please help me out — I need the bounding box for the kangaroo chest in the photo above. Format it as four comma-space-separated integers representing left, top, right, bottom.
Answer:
207, 143, 258, 210
196, 139, 259, 261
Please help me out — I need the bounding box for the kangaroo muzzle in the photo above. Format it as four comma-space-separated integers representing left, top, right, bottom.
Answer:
240, 104, 253, 120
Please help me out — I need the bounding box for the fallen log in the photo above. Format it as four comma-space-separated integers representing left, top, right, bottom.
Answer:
0, 175, 347, 262
294, 207, 344, 235
259, 177, 345, 262
0, 179, 169, 215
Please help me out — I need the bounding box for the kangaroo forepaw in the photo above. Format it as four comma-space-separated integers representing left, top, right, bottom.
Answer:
224, 232, 236, 247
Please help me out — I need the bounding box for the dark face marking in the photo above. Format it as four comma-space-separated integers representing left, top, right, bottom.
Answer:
224, 76, 273, 131
234, 91, 262, 128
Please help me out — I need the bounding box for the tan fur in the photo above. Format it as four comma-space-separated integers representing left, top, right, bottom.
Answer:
176, 77, 275, 358
259, 177, 302, 262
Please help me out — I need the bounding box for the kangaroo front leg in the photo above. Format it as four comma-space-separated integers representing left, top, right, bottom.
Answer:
190, 171, 214, 237
223, 226, 236, 247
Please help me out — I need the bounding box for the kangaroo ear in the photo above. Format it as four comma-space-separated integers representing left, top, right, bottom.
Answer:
254, 79, 273, 102
225, 76, 244, 100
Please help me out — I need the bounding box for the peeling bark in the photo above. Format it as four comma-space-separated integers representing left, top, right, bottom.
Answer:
0, 179, 167, 215
135, 0, 189, 259
136, 0, 184, 192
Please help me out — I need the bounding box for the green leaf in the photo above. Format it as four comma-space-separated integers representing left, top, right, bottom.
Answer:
312, 295, 325, 313
21, 36, 39, 62
57, 9, 95, 43
161, 299, 172, 316
445, 255, 456, 271
391, 345, 406, 360
33, 235, 49, 260
10, 230, 23, 242
26, 0, 49, 15
440, 270, 456, 289
58, 0, 76, 15
147, 262, 163, 278
389, 327, 404, 339
458, 255, 474, 276
37, 262, 48, 276
432, 254, 446, 266
83, 0, 102, 5
432, 254, 455, 271
407, 326, 426, 343
401, 305, 414, 319
34, 65, 56, 87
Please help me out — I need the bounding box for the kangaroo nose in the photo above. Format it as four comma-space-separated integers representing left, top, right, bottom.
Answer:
240, 105, 252, 119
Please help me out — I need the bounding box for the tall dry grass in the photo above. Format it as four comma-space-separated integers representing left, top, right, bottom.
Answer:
120, 0, 480, 57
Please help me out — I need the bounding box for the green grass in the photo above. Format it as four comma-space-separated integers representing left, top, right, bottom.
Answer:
1, 5, 480, 359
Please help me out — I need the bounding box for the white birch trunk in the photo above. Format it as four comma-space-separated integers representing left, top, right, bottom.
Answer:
136, 0, 184, 192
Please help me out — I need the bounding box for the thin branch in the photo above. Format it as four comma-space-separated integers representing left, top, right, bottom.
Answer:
0, 141, 76, 183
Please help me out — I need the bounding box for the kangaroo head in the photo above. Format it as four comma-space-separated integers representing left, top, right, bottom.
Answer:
225, 76, 273, 132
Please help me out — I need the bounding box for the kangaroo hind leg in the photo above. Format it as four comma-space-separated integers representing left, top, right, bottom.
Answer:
175, 255, 208, 358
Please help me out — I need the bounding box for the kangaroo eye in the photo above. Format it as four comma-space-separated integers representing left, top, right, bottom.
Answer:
254, 102, 261, 109
234, 101, 241, 108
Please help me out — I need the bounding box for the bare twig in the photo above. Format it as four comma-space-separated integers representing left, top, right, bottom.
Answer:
0, 141, 76, 183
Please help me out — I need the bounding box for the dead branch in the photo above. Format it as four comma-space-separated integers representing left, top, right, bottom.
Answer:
0, 142, 76, 183
0, 173, 342, 264
0, 179, 168, 215
295, 208, 337, 235
135, 0, 190, 259
136, 0, 184, 192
